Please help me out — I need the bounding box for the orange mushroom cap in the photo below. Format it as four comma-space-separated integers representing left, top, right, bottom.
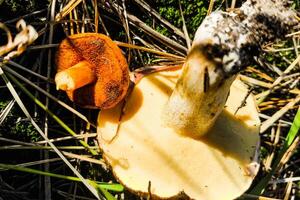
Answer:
55, 33, 130, 109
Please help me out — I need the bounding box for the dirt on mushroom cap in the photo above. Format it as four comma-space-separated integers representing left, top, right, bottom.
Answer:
55, 33, 130, 109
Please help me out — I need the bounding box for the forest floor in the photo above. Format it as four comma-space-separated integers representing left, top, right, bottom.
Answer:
0, 0, 299, 199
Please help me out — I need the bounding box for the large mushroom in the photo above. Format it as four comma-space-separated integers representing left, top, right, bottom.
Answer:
96, 0, 297, 199
55, 33, 130, 109
98, 71, 260, 199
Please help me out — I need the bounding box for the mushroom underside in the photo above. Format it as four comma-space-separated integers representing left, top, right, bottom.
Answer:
97, 69, 260, 200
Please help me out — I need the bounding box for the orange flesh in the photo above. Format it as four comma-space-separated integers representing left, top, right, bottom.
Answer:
55, 33, 130, 109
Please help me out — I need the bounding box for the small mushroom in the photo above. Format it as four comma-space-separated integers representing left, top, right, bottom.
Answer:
55, 33, 130, 109
96, 0, 296, 199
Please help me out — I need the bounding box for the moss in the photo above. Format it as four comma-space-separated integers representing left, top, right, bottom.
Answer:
153, 0, 222, 37
0, 0, 48, 20
292, 0, 300, 9
0, 101, 41, 142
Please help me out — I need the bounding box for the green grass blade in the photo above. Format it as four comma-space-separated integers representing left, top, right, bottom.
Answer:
97, 186, 118, 200
0, 163, 123, 192
0, 67, 100, 199
0, 145, 99, 150
285, 107, 300, 147
250, 107, 300, 195
5, 72, 98, 156
2, 64, 95, 128
94, 182, 124, 192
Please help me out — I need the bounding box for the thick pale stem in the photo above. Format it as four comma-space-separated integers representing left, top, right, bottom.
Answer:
163, 0, 296, 138
163, 51, 235, 138
55, 61, 96, 91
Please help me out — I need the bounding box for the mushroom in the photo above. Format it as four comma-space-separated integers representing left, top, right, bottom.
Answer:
55, 33, 130, 109
96, 0, 296, 199
98, 71, 260, 199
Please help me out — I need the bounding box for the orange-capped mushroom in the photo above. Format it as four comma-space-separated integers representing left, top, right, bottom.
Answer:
55, 33, 129, 109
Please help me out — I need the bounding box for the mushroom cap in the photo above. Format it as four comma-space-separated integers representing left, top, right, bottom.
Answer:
55, 33, 129, 109
97, 69, 260, 199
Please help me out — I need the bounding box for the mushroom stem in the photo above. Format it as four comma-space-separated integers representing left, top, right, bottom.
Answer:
55, 60, 96, 91
163, 0, 297, 138
163, 51, 236, 138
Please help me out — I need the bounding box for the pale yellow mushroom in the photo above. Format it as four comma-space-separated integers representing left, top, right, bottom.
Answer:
97, 69, 260, 199
96, 0, 296, 199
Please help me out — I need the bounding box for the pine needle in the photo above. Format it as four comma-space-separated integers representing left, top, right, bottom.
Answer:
250, 107, 300, 195
0, 67, 101, 199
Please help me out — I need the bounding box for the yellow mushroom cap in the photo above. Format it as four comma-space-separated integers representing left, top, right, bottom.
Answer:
97, 69, 260, 199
